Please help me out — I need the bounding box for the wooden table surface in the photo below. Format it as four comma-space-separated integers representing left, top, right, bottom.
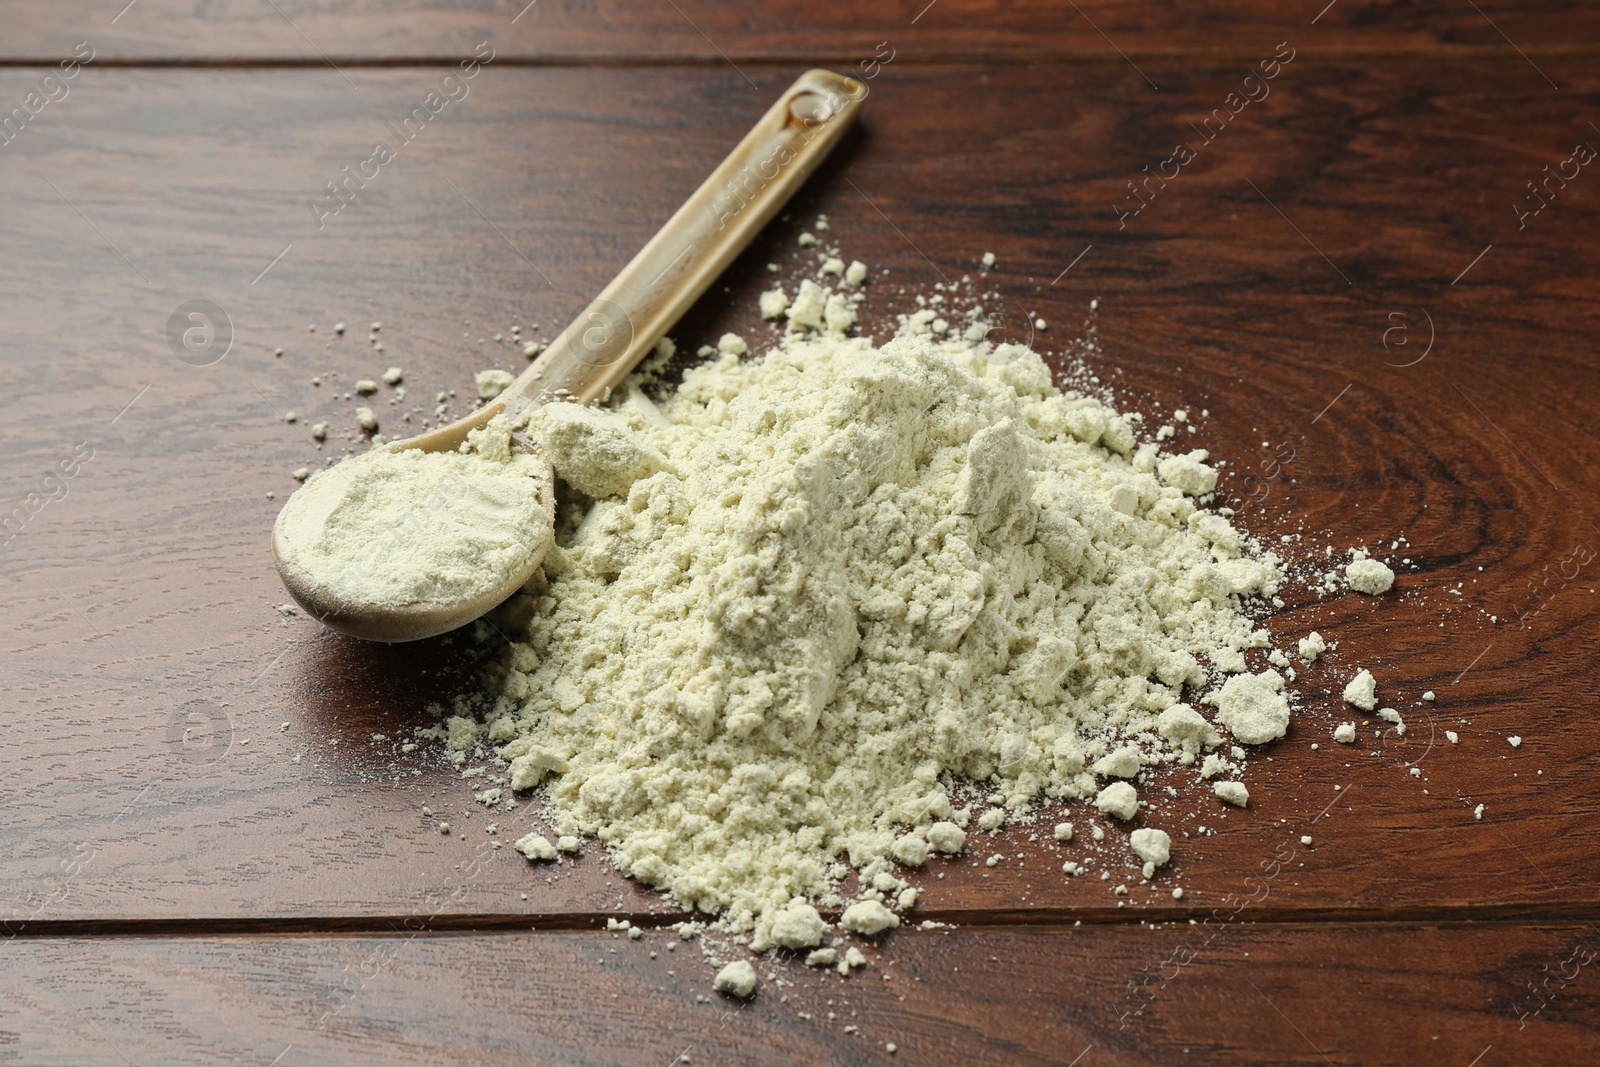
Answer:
3, 2, 1598, 1063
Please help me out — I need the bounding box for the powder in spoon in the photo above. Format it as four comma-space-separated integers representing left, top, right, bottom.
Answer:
274, 418, 551, 611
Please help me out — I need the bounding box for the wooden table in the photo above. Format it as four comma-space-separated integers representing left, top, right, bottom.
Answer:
3, 2, 1598, 1063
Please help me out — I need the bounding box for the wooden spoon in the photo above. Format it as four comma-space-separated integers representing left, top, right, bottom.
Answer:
273, 69, 864, 642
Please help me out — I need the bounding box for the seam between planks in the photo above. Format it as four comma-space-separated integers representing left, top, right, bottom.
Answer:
7, 903, 1600, 940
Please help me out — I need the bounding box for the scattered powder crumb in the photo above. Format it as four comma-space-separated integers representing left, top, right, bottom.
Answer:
713, 960, 757, 999
1508, 736, 1523, 748
1446, 730, 1459, 744
383, 367, 404, 385
311, 422, 328, 441
1130, 827, 1171, 877
1346, 557, 1395, 594
841, 900, 899, 937
1333, 722, 1357, 744
355, 407, 378, 432
761, 900, 827, 950
1298, 631, 1326, 664
1205, 670, 1289, 744
355, 379, 378, 395
759, 288, 790, 319
1213, 781, 1249, 807
514, 832, 557, 861
1342, 668, 1378, 711
1095, 782, 1140, 821
927, 822, 966, 854
1053, 822, 1074, 843
1422, 690, 1436, 702
784, 280, 828, 330
475, 369, 514, 400
1474, 804, 1485, 820
981, 251, 996, 267
1091, 745, 1141, 779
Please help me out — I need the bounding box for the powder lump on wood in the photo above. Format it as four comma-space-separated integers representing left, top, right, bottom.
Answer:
450, 279, 1288, 954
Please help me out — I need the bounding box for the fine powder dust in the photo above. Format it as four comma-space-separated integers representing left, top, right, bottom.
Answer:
453, 289, 1287, 950
275, 419, 552, 611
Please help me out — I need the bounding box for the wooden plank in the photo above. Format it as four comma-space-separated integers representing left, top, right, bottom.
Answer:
2, 58, 1598, 927
3, 921, 1598, 1064
1, 0, 1597, 63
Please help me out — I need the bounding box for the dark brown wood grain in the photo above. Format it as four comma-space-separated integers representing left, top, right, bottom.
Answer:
3, 57, 1598, 925
3, 0, 1600, 62
2, 2, 1599, 1062
4, 922, 1599, 1064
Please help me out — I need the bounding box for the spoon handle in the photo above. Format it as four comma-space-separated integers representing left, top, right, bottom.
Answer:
391, 69, 863, 455
513, 68, 865, 408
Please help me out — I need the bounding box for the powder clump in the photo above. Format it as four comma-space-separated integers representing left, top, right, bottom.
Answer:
473, 292, 1284, 941
1205, 669, 1290, 744
712, 960, 757, 999
1343, 668, 1378, 711
1346, 556, 1395, 594
533, 403, 670, 499
841, 900, 899, 937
